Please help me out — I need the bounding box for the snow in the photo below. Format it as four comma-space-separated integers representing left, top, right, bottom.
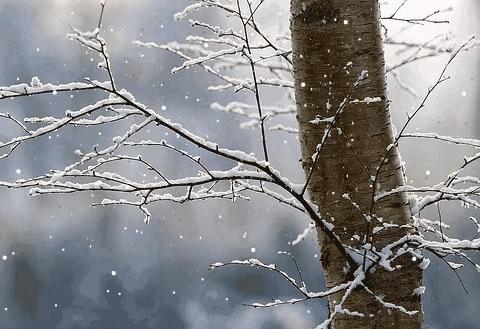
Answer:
419, 258, 430, 270
269, 124, 299, 134
350, 97, 382, 104
0, 4, 477, 326
0, 80, 110, 99
447, 262, 464, 270
402, 132, 480, 147
310, 116, 335, 125
31, 76, 42, 88
174, 3, 204, 21
171, 46, 244, 74
413, 286, 426, 296
291, 222, 315, 246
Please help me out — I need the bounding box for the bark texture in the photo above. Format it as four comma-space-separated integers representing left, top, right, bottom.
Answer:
290, 0, 423, 328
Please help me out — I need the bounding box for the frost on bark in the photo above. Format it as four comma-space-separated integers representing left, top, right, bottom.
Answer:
290, 0, 423, 327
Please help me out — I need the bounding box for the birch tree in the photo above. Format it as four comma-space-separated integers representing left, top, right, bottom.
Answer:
289, 1, 423, 327
0, 0, 479, 328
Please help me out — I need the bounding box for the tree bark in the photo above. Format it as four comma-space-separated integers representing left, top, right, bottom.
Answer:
290, 1, 423, 328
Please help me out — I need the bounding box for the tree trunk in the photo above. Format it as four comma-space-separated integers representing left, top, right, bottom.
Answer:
290, 1, 423, 328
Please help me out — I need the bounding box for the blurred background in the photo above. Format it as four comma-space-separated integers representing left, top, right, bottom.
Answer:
0, 0, 478, 328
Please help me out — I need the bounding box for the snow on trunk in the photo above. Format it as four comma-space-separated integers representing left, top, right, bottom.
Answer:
290, 0, 423, 327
